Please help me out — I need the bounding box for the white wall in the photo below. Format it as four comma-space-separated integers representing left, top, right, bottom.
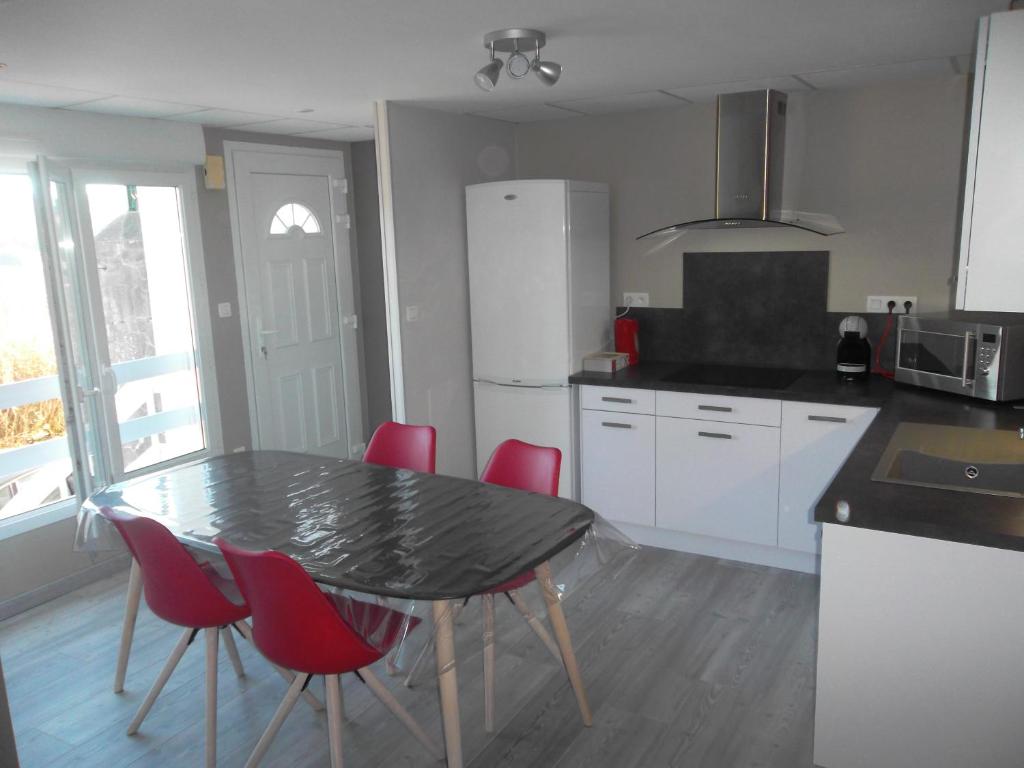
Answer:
516, 76, 970, 312
381, 103, 516, 477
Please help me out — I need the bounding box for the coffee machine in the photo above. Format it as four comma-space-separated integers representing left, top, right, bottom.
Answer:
836, 315, 870, 381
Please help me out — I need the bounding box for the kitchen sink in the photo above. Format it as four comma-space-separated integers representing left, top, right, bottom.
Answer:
872, 422, 1024, 498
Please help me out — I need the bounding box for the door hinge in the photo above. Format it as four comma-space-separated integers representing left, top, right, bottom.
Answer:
342, 313, 358, 330
332, 178, 348, 194
335, 213, 351, 229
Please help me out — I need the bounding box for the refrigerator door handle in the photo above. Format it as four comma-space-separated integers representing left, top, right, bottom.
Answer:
474, 377, 570, 389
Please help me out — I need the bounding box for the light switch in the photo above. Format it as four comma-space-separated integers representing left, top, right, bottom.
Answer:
217, 302, 232, 318
405, 305, 419, 322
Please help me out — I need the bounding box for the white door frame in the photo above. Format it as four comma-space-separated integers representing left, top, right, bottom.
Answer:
223, 141, 363, 453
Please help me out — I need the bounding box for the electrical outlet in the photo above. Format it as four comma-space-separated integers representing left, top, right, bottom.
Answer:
405, 305, 419, 322
623, 292, 650, 308
866, 295, 917, 313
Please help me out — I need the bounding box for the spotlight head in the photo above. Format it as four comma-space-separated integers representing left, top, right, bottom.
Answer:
506, 48, 531, 79
475, 59, 502, 91
532, 59, 562, 86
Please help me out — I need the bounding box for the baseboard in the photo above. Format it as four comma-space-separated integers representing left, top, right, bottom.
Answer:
0, 554, 131, 621
613, 521, 821, 575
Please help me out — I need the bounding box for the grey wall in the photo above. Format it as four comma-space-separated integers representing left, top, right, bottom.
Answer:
383, 103, 516, 478
351, 141, 392, 434
197, 128, 363, 451
515, 76, 969, 313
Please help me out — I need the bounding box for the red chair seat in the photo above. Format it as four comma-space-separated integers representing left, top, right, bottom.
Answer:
483, 569, 535, 594
328, 594, 421, 654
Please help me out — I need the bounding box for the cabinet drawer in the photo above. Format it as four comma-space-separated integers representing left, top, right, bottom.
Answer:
656, 417, 780, 546
581, 411, 655, 527
581, 385, 655, 415
655, 391, 781, 426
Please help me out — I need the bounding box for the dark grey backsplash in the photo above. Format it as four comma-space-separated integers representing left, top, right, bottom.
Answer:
618, 251, 901, 371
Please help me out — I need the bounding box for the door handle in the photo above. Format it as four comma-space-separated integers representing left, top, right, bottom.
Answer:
698, 404, 733, 412
698, 431, 733, 439
807, 415, 847, 423
601, 396, 633, 404
961, 331, 974, 388
601, 421, 633, 429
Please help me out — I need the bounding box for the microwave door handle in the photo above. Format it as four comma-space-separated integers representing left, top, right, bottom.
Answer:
961, 331, 974, 388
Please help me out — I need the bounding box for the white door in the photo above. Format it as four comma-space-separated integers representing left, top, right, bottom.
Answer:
467, 181, 570, 384
228, 146, 362, 458
580, 409, 655, 527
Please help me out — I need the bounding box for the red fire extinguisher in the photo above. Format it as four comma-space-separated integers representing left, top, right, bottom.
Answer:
615, 318, 640, 365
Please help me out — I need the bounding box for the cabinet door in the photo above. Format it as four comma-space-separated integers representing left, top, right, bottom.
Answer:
957, 11, 1024, 312
656, 417, 780, 546
581, 409, 655, 527
778, 402, 878, 553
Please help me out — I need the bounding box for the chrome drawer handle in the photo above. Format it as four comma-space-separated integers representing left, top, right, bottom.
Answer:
698, 404, 733, 412
698, 431, 732, 439
601, 421, 633, 429
601, 396, 633, 403
808, 415, 847, 423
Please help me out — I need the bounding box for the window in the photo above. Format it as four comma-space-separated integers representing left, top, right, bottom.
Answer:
269, 202, 321, 235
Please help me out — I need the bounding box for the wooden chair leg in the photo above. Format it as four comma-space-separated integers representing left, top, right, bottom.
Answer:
234, 621, 324, 712
243, 673, 309, 768
325, 674, 345, 768
127, 627, 192, 735
536, 562, 592, 727
114, 558, 143, 693
507, 589, 562, 663
222, 626, 245, 678
482, 593, 496, 733
205, 627, 219, 768
433, 600, 463, 768
358, 667, 444, 760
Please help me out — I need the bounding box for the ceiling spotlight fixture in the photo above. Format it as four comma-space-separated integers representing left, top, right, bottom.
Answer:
475, 29, 561, 90
475, 42, 502, 91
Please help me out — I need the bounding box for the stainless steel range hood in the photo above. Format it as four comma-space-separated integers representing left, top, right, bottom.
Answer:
638, 89, 842, 239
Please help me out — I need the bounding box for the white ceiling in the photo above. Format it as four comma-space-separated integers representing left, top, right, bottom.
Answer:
0, 0, 1006, 136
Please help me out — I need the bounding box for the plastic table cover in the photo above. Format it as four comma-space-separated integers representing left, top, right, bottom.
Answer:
78, 450, 638, 655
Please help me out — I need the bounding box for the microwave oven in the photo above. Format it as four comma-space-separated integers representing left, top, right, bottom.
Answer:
894, 313, 1024, 402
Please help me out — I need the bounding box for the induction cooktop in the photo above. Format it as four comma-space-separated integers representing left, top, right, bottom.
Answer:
662, 364, 804, 390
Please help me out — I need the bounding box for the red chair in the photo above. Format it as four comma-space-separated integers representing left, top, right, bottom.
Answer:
99, 507, 251, 768
215, 539, 443, 767
476, 440, 567, 731
363, 421, 437, 474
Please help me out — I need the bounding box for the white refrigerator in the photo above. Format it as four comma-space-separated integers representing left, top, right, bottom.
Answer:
467, 180, 610, 498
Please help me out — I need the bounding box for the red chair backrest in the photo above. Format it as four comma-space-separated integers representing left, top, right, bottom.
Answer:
215, 539, 381, 674
100, 507, 245, 628
364, 421, 437, 474
480, 439, 561, 496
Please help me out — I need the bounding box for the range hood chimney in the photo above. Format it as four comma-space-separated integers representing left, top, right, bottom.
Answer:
638, 89, 842, 239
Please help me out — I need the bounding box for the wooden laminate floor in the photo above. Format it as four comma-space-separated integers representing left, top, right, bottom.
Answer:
0, 547, 819, 768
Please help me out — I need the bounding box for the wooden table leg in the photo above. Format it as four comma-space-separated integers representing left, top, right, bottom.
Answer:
432, 600, 462, 768
114, 558, 142, 693
482, 593, 496, 733
536, 561, 592, 727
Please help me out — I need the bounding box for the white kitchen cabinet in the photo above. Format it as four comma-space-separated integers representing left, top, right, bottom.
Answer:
956, 11, 1024, 312
656, 391, 781, 427
580, 409, 655, 526
778, 402, 878, 554
580, 385, 655, 414
656, 416, 780, 546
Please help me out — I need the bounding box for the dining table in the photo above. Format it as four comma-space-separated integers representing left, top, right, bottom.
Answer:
78, 449, 597, 767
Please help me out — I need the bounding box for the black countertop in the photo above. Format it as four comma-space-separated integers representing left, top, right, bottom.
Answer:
570, 363, 1024, 552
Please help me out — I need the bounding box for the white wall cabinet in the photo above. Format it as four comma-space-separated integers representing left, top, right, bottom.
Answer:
956, 11, 1024, 312
778, 402, 878, 554
656, 417, 780, 546
580, 409, 655, 527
